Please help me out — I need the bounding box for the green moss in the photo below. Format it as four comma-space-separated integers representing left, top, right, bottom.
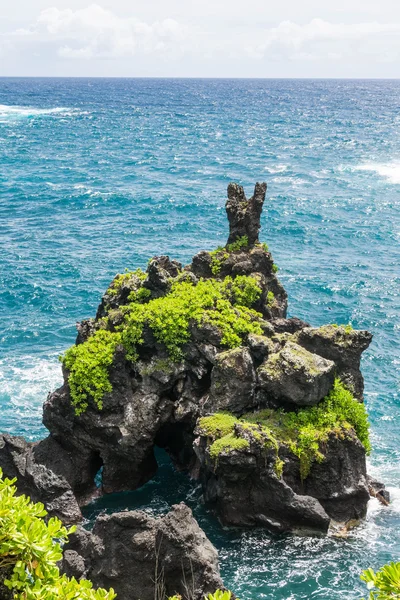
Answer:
201, 379, 370, 480
61, 329, 122, 415
256, 241, 269, 252
208, 235, 250, 275
140, 358, 176, 377
209, 434, 249, 459
106, 268, 146, 296
244, 378, 371, 479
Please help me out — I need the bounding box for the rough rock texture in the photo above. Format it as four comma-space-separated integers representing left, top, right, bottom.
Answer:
226, 181, 266, 246
257, 342, 336, 407
60, 503, 223, 600
294, 325, 372, 400
207, 347, 256, 414
194, 430, 330, 533
0, 434, 82, 524
194, 425, 370, 532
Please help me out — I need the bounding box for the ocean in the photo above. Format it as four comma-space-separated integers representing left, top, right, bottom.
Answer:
0, 77, 399, 599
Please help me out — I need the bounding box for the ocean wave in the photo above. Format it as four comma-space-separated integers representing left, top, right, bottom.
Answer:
0, 104, 83, 121
354, 162, 400, 184
0, 355, 62, 440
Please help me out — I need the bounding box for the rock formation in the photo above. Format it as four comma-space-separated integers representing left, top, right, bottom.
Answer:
1, 182, 384, 544
60, 503, 223, 600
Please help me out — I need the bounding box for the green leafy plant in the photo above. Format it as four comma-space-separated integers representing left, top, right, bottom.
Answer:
226, 235, 249, 253
61, 329, 122, 414
361, 562, 400, 598
272, 264, 279, 273
0, 469, 116, 600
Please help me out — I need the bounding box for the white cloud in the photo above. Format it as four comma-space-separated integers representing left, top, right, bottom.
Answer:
12, 4, 188, 59
248, 18, 400, 60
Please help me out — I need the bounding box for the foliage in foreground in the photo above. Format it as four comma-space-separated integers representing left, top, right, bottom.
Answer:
62, 275, 263, 414
0, 468, 116, 600
361, 562, 400, 599
199, 378, 371, 479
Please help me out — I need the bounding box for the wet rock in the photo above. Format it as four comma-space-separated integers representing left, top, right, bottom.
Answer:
226, 182, 266, 247
60, 504, 223, 600
257, 341, 336, 406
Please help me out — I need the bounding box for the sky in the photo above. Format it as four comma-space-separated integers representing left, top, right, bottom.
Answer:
1, 0, 400, 77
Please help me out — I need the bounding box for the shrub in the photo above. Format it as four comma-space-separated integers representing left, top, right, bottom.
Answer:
0, 469, 116, 600
361, 562, 400, 599
61, 330, 122, 415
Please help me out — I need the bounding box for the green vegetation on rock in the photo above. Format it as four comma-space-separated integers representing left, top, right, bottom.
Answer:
0, 468, 116, 600
208, 235, 249, 275
106, 268, 147, 296
199, 379, 370, 480
361, 561, 400, 599
61, 329, 122, 415
62, 276, 263, 414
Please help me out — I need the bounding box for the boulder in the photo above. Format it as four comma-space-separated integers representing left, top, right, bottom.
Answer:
257, 341, 336, 406
206, 348, 256, 414
194, 422, 370, 532
60, 504, 223, 600
294, 325, 372, 399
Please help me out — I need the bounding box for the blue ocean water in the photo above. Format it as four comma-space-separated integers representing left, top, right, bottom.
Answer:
0, 78, 399, 599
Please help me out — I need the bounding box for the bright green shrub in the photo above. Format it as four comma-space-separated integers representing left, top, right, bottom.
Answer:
226, 235, 248, 252
361, 562, 400, 599
0, 469, 116, 600
61, 329, 122, 415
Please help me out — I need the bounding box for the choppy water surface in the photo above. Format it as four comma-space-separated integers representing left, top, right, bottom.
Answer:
1, 78, 399, 599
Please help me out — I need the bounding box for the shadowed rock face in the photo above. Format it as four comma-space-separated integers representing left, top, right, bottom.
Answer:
1, 183, 379, 539
61, 503, 223, 600
226, 182, 267, 246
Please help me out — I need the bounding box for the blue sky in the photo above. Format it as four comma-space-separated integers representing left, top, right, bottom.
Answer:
1, 0, 400, 77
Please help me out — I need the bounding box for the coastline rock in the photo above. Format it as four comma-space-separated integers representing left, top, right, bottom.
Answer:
61, 503, 223, 600
207, 347, 256, 414
226, 182, 266, 246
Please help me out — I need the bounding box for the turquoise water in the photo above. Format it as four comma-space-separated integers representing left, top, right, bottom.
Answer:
1, 78, 399, 599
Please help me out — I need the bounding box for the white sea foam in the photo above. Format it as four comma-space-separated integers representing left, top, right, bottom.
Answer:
354, 161, 400, 184
0, 104, 82, 122
0, 355, 62, 438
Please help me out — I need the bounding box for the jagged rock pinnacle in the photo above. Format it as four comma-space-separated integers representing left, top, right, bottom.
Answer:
225, 182, 267, 247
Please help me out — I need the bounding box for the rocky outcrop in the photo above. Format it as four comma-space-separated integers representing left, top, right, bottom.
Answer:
60, 503, 223, 600
1, 182, 379, 542
226, 182, 266, 246
0, 434, 82, 524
